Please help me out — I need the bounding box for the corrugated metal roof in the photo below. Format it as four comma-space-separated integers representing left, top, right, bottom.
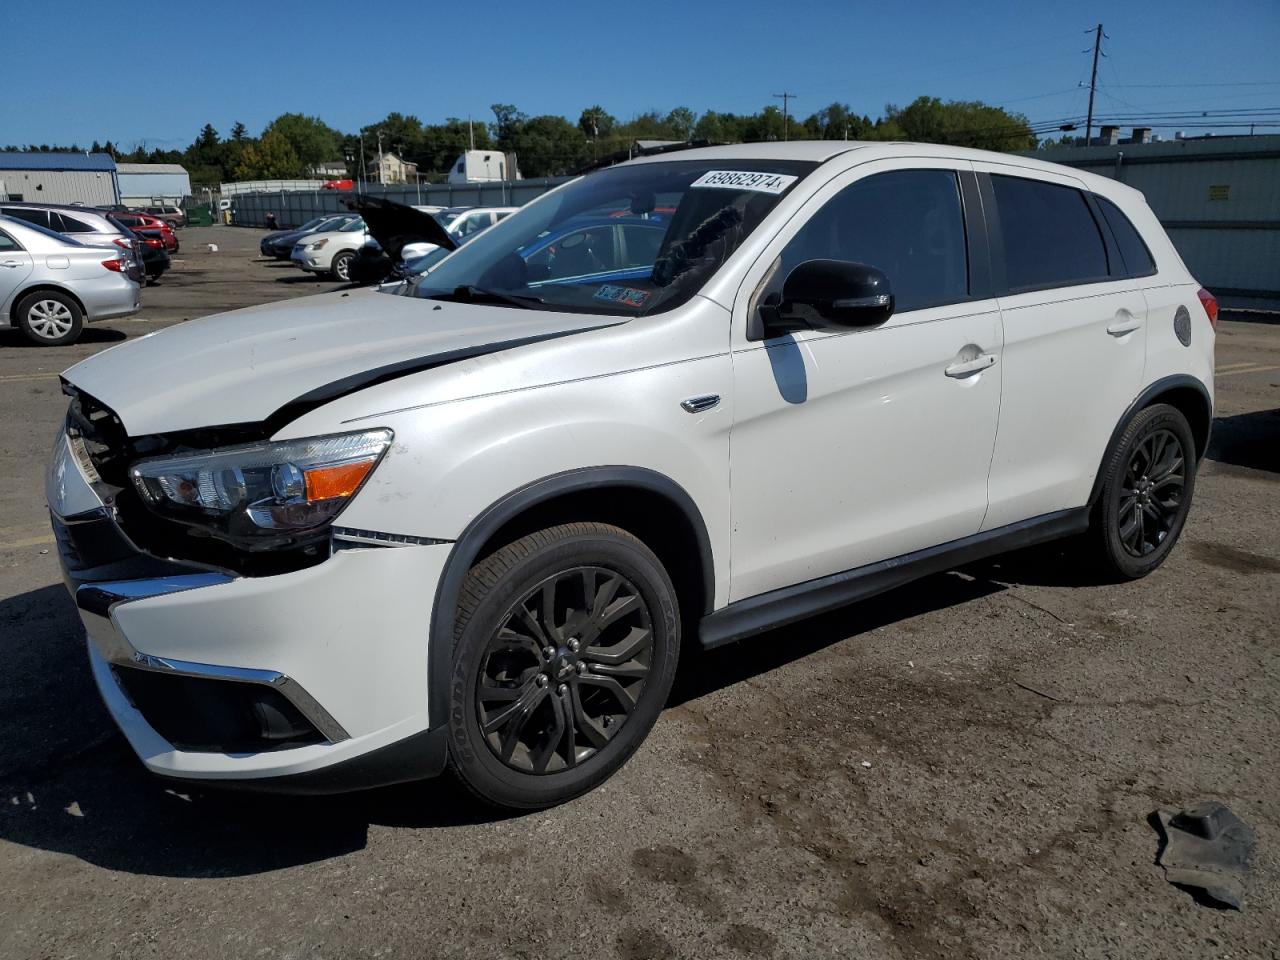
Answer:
0, 152, 116, 171
116, 162, 189, 175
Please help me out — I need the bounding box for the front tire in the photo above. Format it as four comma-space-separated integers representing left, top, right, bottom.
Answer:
16, 291, 84, 346
330, 251, 355, 282
1090, 403, 1197, 580
447, 523, 680, 809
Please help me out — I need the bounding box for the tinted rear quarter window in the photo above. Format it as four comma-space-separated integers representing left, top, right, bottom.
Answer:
991, 175, 1108, 291
52, 212, 95, 233
1095, 196, 1156, 277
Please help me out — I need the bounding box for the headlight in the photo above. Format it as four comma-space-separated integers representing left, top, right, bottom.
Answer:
129, 429, 392, 543
308, 238, 329, 251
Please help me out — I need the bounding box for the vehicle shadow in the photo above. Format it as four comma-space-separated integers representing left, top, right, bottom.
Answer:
671, 568, 1008, 706
0, 546, 1085, 878
1207, 408, 1280, 474
275, 274, 330, 284
0, 583, 506, 879
0, 327, 127, 348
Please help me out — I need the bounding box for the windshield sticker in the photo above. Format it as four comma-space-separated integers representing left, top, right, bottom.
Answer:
594, 284, 651, 308
689, 170, 798, 194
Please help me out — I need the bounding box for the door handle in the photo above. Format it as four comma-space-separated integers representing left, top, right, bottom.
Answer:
1, 260, 23, 268
944, 354, 997, 378
1106, 317, 1142, 337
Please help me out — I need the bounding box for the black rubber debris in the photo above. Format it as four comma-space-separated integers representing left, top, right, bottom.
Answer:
1154, 802, 1255, 909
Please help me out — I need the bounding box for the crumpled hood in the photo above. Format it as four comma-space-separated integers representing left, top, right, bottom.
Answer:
62, 289, 621, 436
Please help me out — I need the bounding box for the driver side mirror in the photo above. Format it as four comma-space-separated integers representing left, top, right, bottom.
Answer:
754, 259, 894, 339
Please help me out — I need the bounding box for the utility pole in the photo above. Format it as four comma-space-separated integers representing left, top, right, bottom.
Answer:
1085, 23, 1104, 146
773, 92, 796, 141
376, 131, 385, 185
358, 132, 365, 192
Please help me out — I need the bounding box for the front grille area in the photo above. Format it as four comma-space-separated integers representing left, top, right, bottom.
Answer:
112, 667, 324, 753
52, 513, 189, 585
60, 387, 329, 577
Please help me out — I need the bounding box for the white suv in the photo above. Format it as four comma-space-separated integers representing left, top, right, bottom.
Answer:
289, 216, 367, 281
48, 142, 1215, 809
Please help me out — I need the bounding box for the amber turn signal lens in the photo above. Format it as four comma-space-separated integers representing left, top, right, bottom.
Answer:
303, 458, 377, 502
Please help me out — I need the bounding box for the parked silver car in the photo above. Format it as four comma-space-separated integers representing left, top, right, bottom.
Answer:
0, 202, 137, 253
0, 215, 140, 345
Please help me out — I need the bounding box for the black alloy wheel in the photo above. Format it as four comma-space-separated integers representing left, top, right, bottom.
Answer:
1092, 403, 1197, 580
447, 523, 679, 809
476, 565, 653, 774
1117, 428, 1186, 558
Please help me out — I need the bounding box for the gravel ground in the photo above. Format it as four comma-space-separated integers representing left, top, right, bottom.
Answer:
0, 227, 1277, 959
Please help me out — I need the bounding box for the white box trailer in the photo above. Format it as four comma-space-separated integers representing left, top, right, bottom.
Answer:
447, 150, 520, 184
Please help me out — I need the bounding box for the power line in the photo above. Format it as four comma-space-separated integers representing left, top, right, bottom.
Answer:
1103, 80, 1280, 88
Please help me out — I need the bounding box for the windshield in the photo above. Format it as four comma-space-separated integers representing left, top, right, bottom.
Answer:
339, 218, 365, 232
433, 210, 463, 228
298, 217, 328, 231
402, 245, 453, 276
410, 159, 814, 315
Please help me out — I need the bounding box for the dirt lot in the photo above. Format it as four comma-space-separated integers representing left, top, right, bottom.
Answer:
1, 227, 1277, 959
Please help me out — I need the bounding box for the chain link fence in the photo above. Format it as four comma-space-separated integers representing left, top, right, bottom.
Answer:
224, 179, 568, 229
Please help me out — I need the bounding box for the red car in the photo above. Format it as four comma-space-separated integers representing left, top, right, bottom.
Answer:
113, 212, 179, 252
321, 179, 356, 191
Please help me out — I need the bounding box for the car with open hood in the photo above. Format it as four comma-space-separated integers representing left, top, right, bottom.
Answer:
49, 142, 1215, 808
345, 198, 500, 286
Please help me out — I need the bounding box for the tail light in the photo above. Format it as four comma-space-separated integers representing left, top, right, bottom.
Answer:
112, 237, 132, 250
101, 258, 127, 272
1197, 287, 1219, 330
144, 238, 162, 248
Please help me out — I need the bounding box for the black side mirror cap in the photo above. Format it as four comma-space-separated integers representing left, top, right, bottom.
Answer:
755, 259, 894, 339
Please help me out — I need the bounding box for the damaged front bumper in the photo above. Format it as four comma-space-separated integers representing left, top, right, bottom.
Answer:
47, 427, 452, 792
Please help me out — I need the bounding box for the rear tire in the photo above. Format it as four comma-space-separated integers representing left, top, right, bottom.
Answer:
446, 523, 680, 809
330, 251, 355, 282
1089, 403, 1196, 580
16, 291, 84, 346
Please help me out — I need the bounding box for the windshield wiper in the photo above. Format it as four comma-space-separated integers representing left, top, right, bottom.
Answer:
427, 286, 546, 309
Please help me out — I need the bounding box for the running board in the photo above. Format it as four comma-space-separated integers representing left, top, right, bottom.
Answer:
698, 508, 1091, 650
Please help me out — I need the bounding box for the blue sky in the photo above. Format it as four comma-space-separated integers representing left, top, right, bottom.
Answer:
5, 0, 1278, 149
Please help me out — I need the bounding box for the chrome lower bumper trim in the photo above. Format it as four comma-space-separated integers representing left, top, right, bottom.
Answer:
76, 574, 351, 744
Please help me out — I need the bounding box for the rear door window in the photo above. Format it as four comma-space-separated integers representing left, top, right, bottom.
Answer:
0, 230, 22, 252
990, 175, 1109, 292
1095, 196, 1156, 278
3, 208, 50, 229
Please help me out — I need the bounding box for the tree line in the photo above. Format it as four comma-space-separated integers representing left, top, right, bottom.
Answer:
2, 97, 1038, 186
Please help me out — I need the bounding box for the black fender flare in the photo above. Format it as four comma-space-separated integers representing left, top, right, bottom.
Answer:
1087, 373, 1212, 507
426, 466, 715, 729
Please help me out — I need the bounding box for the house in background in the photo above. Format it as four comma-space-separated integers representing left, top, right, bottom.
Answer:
366, 152, 417, 185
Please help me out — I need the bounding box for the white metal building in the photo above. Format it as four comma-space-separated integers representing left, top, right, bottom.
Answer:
1030, 134, 1280, 310
116, 163, 192, 206
0, 152, 119, 205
